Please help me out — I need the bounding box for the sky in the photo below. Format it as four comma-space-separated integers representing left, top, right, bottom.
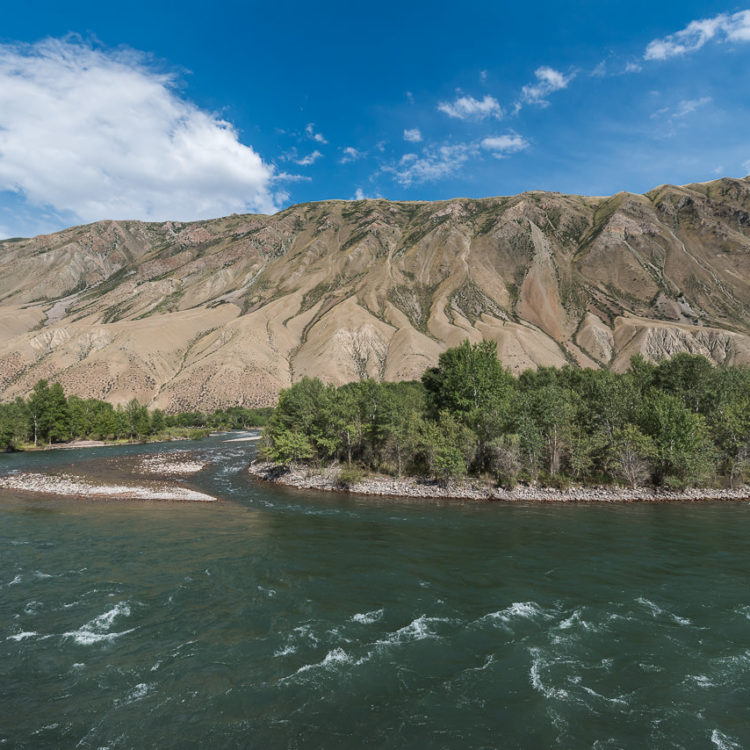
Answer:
1, 1, 749, 238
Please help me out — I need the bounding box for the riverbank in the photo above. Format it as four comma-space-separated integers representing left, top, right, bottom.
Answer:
248, 461, 750, 503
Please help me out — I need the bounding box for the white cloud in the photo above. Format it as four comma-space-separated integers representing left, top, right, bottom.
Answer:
403, 128, 423, 143
385, 144, 475, 186
339, 146, 363, 164
743, 159, 750, 174
294, 150, 323, 166
520, 66, 573, 106
305, 122, 328, 144
645, 11, 750, 60
480, 134, 529, 157
0, 38, 279, 228
651, 96, 712, 122
624, 61, 643, 73
592, 59, 608, 78
674, 96, 712, 118
437, 94, 503, 120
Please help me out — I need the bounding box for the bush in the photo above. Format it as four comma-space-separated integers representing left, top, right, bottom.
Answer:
336, 467, 364, 489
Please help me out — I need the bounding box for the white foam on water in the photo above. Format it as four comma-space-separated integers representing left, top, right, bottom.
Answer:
639, 663, 664, 673
295, 647, 353, 674
481, 601, 550, 626
378, 615, 451, 645
636, 597, 692, 626
529, 649, 569, 701
119, 682, 153, 704
257, 585, 276, 597
32, 723, 59, 735
7, 631, 38, 641
581, 685, 629, 707
686, 674, 716, 688
33, 571, 53, 579
62, 601, 135, 646
736, 605, 750, 620
6, 574, 22, 587
711, 729, 742, 750
274, 645, 297, 657
351, 609, 384, 624
292, 624, 319, 646
558, 609, 597, 632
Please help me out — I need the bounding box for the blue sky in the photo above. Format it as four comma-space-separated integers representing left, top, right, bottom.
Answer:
1, 1, 749, 238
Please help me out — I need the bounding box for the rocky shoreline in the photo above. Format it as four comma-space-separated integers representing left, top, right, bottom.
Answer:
248, 461, 750, 503
0, 471, 217, 502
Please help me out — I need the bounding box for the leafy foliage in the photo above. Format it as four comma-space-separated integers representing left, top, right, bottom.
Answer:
0, 382, 272, 451
263, 342, 750, 489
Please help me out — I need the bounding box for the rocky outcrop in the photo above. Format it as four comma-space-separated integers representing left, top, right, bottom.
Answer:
1, 176, 749, 411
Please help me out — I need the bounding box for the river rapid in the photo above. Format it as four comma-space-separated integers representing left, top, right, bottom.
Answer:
1, 435, 749, 748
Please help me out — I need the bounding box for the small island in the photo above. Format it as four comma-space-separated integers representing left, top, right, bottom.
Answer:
251, 340, 750, 502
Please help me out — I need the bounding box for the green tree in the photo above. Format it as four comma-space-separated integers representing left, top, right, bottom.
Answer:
267, 429, 314, 465
638, 393, 715, 487
151, 409, 166, 434
611, 424, 656, 488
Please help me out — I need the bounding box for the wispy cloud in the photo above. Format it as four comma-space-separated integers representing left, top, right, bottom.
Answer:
383, 133, 528, 185
305, 122, 328, 144
480, 134, 529, 158
651, 96, 712, 123
403, 128, 423, 143
437, 94, 502, 120
743, 158, 750, 174
294, 150, 323, 166
520, 66, 573, 107
673, 97, 712, 118
339, 146, 363, 164
0, 38, 279, 229
384, 144, 475, 186
645, 10, 750, 60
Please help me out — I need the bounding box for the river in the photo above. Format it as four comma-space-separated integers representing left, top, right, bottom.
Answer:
1, 435, 749, 748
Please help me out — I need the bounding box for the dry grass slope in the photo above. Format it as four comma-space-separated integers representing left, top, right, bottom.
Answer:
1, 177, 749, 411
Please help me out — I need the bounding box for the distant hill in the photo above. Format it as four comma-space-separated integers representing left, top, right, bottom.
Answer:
1, 176, 749, 412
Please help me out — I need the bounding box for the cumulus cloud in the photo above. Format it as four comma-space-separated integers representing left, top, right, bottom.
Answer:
305, 122, 328, 144
481, 134, 529, 157
352, 187, 381, 200
0, 38, 279, 230
403, 128, 423, 143
437, 94, 502, 120
339, 146, 362, 164
520, 66, 573, 106
645, 11, 750, 60
294, 150, 323, 166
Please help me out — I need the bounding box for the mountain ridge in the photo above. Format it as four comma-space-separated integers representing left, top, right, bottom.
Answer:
1, 176, 749, 411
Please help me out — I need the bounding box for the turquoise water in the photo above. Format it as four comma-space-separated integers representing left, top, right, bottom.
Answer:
1, 436, 749, 748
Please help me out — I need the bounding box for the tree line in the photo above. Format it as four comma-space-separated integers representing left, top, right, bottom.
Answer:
0, 379, 272, 450
262, 340, 750, 490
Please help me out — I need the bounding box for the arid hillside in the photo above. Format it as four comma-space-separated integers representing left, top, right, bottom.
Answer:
1, 176, 749, 412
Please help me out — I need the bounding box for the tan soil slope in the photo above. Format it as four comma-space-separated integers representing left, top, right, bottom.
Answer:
1, 177, 749, 411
